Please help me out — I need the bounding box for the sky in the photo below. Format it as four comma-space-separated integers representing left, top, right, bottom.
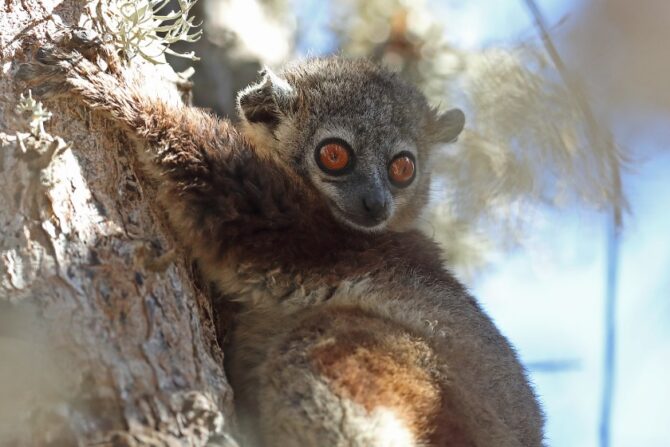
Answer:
476, 151, 670, 447
438, 1, 670, 445
292, 0, 670, 445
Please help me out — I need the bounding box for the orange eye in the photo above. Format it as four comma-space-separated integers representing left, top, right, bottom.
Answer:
317, 141, 352, 174
389, 154, 415, 187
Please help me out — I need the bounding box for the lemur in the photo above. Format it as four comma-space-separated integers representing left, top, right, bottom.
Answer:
17, 30, 544, 447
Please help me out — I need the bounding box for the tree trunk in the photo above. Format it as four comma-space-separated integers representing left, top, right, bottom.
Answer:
0, 2, 235, 445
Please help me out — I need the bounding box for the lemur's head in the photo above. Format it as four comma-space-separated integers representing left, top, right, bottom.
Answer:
237, 57, 464, 233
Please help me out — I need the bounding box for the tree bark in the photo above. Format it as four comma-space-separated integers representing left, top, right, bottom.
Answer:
0, 2, 235, 445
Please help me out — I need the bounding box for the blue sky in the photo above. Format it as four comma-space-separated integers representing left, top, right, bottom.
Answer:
476, 149, 670, 447
445, 2, 670, 445
440, 2, 670, 445
291, 1, 670, 445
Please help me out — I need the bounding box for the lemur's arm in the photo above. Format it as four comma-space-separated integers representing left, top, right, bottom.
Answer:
17, 38, 322, 263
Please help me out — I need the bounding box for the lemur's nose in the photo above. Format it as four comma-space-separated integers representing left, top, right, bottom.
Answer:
362, 191, 388, 221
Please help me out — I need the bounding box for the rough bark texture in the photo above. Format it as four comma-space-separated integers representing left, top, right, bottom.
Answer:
0, 1, 235, 445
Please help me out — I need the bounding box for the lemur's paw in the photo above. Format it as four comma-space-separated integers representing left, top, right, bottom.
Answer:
15, 28, 121, 98
15, 48, 73, 98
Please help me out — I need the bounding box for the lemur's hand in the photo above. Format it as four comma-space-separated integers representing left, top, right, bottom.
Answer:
15, 28, 122, 100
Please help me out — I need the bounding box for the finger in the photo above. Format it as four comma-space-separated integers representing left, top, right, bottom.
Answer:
70, 27, 103, 49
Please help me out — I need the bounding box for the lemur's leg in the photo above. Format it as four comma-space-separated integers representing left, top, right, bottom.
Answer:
16, 31, 313, 262
229, 305, 473, 447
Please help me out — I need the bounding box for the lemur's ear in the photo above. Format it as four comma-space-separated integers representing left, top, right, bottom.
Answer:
237, 68, 295, 128
432, 108, 466, 143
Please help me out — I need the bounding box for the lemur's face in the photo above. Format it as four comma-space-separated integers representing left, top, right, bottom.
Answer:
302, 127, 420, 232
238, 58, 464, 233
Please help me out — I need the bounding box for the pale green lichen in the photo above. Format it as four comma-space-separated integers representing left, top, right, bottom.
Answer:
16, 90, 52, 138
84, 0, 202, 64
9, 91, 68, 173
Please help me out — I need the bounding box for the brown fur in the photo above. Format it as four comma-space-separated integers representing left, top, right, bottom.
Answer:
308, 307, 442, 441
17, 34, 544, 447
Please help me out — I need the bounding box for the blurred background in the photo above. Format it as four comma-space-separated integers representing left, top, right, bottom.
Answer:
167, 1, 669, 445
